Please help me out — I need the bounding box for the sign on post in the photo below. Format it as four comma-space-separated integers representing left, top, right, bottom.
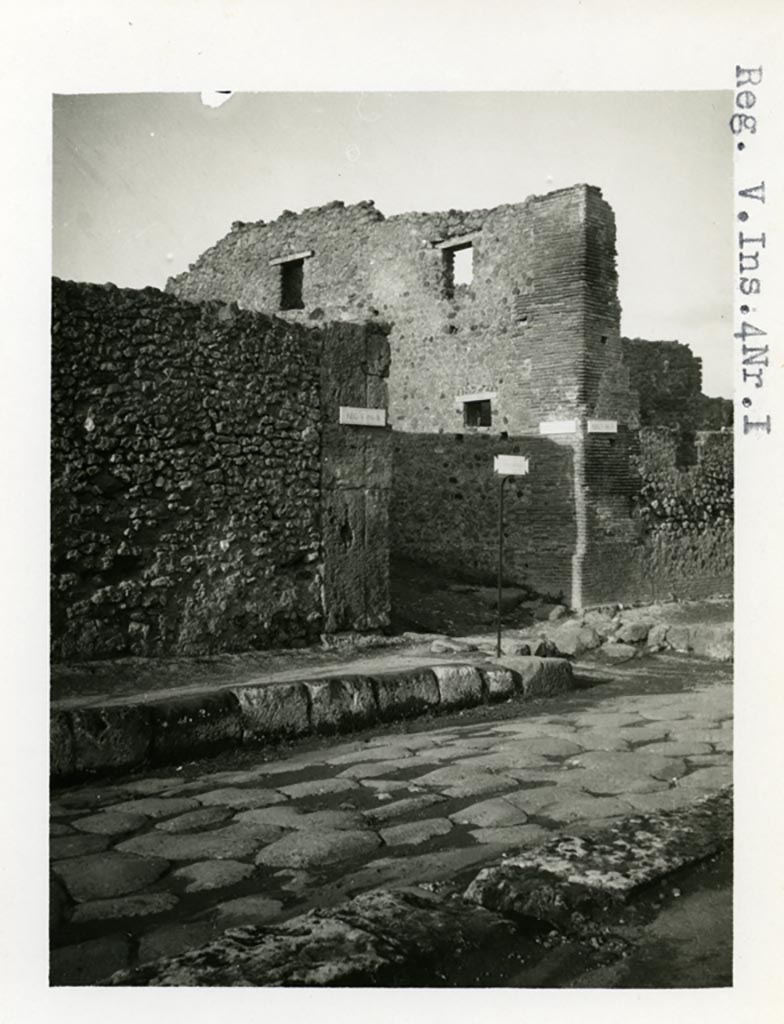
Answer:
339, 406, 387, 427
493, 453, 530, 658
494, 454, 530, 476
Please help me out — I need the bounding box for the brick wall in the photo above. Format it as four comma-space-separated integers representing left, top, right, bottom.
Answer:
167, 185, 640, 436
51, 279, 390, 661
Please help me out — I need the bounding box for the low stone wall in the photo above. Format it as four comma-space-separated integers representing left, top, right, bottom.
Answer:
51, 279, 391, 661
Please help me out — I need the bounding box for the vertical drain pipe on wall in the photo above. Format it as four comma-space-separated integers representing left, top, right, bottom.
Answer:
571, 421, 587, 611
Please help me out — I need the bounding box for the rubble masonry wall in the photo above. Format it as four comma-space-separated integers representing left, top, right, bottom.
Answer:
51, 279, 391, 661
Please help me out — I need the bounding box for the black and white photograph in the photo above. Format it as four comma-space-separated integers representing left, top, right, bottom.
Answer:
2, 2, 783, 1018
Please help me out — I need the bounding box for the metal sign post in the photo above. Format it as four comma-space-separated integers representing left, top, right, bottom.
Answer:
493, 454, 530, 658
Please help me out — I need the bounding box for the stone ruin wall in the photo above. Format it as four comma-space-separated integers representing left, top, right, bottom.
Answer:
51, 279, 391, 661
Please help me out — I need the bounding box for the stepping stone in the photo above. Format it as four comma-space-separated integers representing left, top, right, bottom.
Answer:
380, 818, 453, 847
71, 892, 179, 922
50, 833, 110, 860
255, 829, 382, 868
53, 851, 170, 902
173, 860, 256, 892
195, 788, 287, 810
117, 826, 262, 862
214, 895, 284, 927
71, 811, 148, 836
449, 797, 529, 828
235, 807, 368, 831
278, 778, 359, 799
470, 825, 550, 848
109, 797, 201, 819
156, 807, 234, 833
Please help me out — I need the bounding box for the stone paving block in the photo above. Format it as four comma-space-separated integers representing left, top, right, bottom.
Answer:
637, 740, 714, 758
172, 860, 256, 892
278, 777, 359, 799
117, 825, 263, 862
479, 666, 520, 702
372, 668, 440, 721
50, 712, 75, 779
338, 757, 424, 780
431, 664, 485, 710
455, 751, 551, 771
53, 851, 170, 902
362, 793, 446, 825
327, 744, 416, 765
71, 892, 179, 923
380, 817, 453, 847
50, 822, 73, 837
138, 921, 217, 965
156, 806, 234, 833
51, 933, 132, 986
359, 778, 415, 793
569, 750, 689, 781
469, 824, 550, 848
307, 675, 380, 733
213, 895, 285, 928
149, 691, 243, 762
71, 811, 149, 836
50, 832, 111, 860
255, 828, 382, 868
572, 731, 630, 752
624, 788, 707, 813
50, 874, 69, 929
194, 787, 287, 810
110, 796, 201, 819
677, 766, 733, 791
119, 776, 188, 796
561, 771, 669, 796
538, 793, 635, 824
236, 806, 368, 831
70, 705, 152, 774
412, 764, 516, 794
450, 797, 529, 828
233, 681, 311, 740
330, 845, 509, 898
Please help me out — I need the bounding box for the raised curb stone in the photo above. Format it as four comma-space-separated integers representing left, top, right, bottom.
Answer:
149, 692, 243, 762
233, 681, 311, 740
70, 705, 152, 774
431, 664, 485, 709
479, 666, 520, 701
307, 676, 379, 733
372, 668, 440, 720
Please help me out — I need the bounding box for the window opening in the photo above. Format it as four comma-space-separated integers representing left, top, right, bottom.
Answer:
464, 398, 492, 427
280, 259, 304, 310
443, 242, 473, 297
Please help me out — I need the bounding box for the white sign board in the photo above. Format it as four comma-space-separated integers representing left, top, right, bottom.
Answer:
587, 419, 618, 433
339, 406, 387, 427
494, 454, 530, 476
538, 419, 578, 435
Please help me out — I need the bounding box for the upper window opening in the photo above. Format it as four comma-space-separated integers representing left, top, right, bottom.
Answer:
464, 398, 491, 428
280, 259, 304, 310
436, 232, 478, 298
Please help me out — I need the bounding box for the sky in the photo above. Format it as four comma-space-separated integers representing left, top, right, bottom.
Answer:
53, 91, 733, 396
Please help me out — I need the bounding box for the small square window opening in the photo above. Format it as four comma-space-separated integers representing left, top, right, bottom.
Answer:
280, 259, 304, 310
464, 398, 492, 427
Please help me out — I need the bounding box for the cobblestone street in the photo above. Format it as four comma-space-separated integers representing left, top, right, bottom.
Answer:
50, 654, 732, 984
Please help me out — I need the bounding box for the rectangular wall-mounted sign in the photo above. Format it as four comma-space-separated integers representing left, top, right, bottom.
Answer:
494, 454, 530, 476
587, 419, 618, 433
339, 406, 387, 427
538, 420, 578, 435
